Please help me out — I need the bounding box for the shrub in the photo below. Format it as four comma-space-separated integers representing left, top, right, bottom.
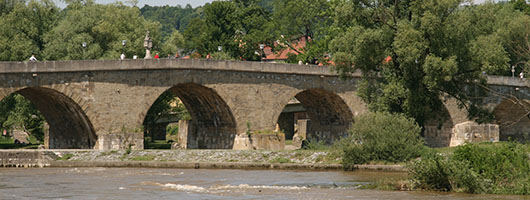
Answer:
409, 142, 530, 195
166, 124, 179, 135
342, 112, 424, 167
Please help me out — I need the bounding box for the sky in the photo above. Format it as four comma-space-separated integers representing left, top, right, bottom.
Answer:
55, 0, 498, 8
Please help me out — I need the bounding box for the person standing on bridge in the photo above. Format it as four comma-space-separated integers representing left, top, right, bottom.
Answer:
29, 54, 37, 62
120, 53, 125, 60
154, 53, 159, 59
520, 71, 524, 80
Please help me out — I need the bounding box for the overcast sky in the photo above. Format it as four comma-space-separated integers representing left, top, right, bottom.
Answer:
54, 0, 500, 8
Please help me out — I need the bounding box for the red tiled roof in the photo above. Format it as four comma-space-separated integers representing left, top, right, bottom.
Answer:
262, 37, 308, 61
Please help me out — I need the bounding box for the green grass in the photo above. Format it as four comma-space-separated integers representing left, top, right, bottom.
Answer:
269, 157, 292, 163
131, 155, 156, 161
56, 153, 74, 161
144, 140, 172, 149
0, 136, 41, 149
285, 140, 293, 145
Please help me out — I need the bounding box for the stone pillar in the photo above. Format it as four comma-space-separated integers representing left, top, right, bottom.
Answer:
232, 132, 285, 150
293, 119, 309, 146
43, 122, 50, 149
97, 132, 143, 150
176, 120, 192, 149
450, 121, 499, 146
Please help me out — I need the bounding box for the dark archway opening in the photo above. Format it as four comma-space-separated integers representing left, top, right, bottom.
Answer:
276, 89, 353, 149
423, 106, 454, 148
494, 99, 530, 142
143, 83, 237, 149
0, 87, 96, 149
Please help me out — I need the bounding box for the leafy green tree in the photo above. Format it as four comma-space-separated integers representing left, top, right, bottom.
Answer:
0, 94, 45, 142
330, 0, 511, 128
182, 0, 274, 60
161, 29, 185, 56
42, 1, 161, 60
511, 0, 530, 15
0, 0, 59, 61
271, 0, 334, 64
143, 91, 190, 126
140, 4, 200, 39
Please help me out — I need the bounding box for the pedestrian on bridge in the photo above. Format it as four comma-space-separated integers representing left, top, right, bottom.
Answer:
29, 54, 37, 62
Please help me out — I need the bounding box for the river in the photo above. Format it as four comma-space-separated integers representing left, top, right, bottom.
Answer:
0, 168, 525, 199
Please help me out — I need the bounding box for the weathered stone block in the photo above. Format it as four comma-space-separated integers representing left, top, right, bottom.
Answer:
232, 132, 285, 150
97, 132, 143, 150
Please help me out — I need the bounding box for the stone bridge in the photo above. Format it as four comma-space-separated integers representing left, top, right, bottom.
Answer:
0, 59, 528, 149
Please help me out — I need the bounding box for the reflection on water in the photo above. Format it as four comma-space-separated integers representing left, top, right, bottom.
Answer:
0, 168, 525, 199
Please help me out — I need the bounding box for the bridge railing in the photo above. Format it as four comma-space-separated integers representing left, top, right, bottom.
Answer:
487, 75, 529, 87
0, 59, 357, 77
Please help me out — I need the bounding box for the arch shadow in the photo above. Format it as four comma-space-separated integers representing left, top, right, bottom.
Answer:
276, 88, 354, 144
143, 83, 237, 149
424, 105, 454, 148
494, 99, 530, 142
11, 87, 96, 149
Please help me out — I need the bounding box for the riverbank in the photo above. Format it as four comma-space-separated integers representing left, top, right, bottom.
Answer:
0, 149, 404, 171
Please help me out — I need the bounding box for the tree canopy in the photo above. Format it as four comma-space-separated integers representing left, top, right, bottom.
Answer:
330, 0, 526, 127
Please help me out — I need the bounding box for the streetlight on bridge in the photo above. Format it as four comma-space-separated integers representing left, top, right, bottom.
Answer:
82, 42, 87, 60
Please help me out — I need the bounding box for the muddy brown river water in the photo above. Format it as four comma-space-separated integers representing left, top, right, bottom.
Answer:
0, 168, 526, 199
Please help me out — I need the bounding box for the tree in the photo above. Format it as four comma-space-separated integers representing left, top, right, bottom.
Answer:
161, 29, 185, 56
182, 0, 274, 60
140, 4, 200, 39
0, 94, 45, 142
330, 0, 511, 128
271, 0, 334, 64
42, 1, 161, 60
0, 0, 59, 61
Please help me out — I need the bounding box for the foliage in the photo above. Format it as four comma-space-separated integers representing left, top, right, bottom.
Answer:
160, 30, 185, 56
131, 155, 156, 161
271, 0, 334, 64
0, 94, 45, 142
56, 153, 74, 160
143, 91, 190, 126
330, 0, 520, 128
342, 112, 424, 167
166, 124, 179, 136
140, 4, 200, 39
0, 0, 60, 61
182, 0, 275, 60
269, 157, 292, 163
408, 142, 530, 194
42, 1, 161, 60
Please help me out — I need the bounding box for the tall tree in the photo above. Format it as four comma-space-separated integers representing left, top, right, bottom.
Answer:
0, 0, 59, 61
331, 0, 511, 127
0, 94, 45, 142
42, 1, 160, 60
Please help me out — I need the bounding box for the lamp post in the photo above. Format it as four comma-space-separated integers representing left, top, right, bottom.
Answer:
259, 44, 265, 61
82, 42, 87, 60
512, 66, 516, 78
122, 40, 126, 52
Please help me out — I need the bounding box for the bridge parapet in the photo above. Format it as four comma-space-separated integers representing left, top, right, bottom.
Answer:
487, 75, 529, 87
0, 59, 346, 76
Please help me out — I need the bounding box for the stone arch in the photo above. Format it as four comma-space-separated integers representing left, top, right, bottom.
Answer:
142, 83, 237, 149
493, 99, 530, 142
5, 87, 97, 149
275, 88, 354, 144
424, 105, 455, 147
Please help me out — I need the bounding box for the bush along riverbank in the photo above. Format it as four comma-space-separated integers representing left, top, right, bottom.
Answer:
339, 112, 530, 195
